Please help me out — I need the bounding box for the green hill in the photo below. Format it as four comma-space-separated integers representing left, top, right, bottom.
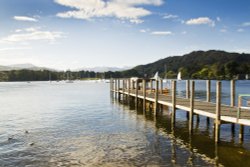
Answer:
121, 50, 250, 80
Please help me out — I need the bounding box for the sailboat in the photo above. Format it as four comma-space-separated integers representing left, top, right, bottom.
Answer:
177, 71, 182, 80
152, 72, 161, 80
65, 71, 74, 83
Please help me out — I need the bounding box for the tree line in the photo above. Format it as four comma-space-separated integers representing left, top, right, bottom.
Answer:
0, 50, 250, 81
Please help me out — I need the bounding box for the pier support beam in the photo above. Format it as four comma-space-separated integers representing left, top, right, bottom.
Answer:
215, 81, 221, 143
239, 125, 244, 143
172, 80, 176, 124
189, 81, 195, 133
154, 80, 159, 114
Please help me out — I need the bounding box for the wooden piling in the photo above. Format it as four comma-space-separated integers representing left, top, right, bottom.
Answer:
215, 81, 221, 143
118, 79, 121, 101
206, 80, 211, 102
160, 79, 163, 94
143, 79, 146, 112
206, 80, 211, 123
150, 79, 153, 93
186, 80, 190, 99
172, 80, 176, 124
239, 125, 244, 143
231, 80, 236, 131
189, 81, 195, 133
114, 79, 117, 99
154, 80, 159, 114
135, 79, 139, 107
231, 80, 235, 107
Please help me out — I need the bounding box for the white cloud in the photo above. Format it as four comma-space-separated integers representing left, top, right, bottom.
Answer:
237, 28, 244, 32
151, 31, 172, 36
0, 27, 63, 43
220, 29, 227, 33
181, 31, 187, 35
163, 14, 178, 19
139, 28, 150, 33
186, 17, 215, 27
54, 0, 164, 24
13, 16, 38, 22
216, 17, 221, 22
0, 47, 31, 52
242, 22, 250, 27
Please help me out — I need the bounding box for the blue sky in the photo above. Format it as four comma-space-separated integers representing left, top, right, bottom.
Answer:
0, 0, 250, 70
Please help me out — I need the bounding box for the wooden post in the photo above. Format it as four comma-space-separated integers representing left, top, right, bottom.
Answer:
135, 79, 139, 107
143, 79, 146, 112
189, 81, 195, 133
238, 94, 244, 143
231, 80, 236, 131
110, 78, 112, 91
114, 79, 117, 99
118, 79, 121, 101
206, 80, 211, 123
154, 80, 159, 114
215, 81, 221, 143
160, 79, 163, 94
231, 80, 235, 106
150, 79, 153, 93
206, 80, 211, 102
186, 80, 190, 99
172, 80, 176, 124
128, 79, 131, 104
239, 125, 244, 143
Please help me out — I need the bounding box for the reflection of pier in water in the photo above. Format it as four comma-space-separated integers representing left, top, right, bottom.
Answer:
112, 96, 250, 167
111, 78, 250, 144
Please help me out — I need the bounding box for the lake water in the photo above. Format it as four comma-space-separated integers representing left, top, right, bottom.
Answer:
0, 80, 250, 166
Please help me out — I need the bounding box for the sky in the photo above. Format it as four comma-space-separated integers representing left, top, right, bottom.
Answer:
0, 0, 250, 70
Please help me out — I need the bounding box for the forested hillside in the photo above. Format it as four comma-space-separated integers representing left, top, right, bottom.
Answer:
121, 50, 250, 79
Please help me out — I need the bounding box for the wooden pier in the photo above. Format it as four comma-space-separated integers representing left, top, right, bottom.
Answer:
110, 78, 250, 143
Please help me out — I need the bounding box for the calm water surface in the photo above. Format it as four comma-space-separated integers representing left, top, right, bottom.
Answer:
0, 80, 250, 166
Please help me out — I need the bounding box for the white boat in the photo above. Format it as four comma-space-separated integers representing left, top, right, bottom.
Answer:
177, 72, 182, 80
65, 71, 74, 83
152, 72, 161, 81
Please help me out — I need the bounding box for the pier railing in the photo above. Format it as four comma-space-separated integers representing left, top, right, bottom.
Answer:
110, 78, 250, 143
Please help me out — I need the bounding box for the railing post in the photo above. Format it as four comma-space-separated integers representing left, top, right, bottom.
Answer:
135, 79, 139, 107
143, 79, 146, 112
114, 79, 117, 99
206, 80, 211, 123
172, 80, 176, 124
206, 80, 211, 102
231, 80, 235, 107
238, 95, 244, 143
154, 80, 159, 114
231, 80, 236, 132
150, 79, 153, 93
189, 81, 195, 133
160, 79, 163, 94
215, 81, 221, 143
186, 80, 190, 99
127, 79, 131, 104
118, 79, 121, 101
